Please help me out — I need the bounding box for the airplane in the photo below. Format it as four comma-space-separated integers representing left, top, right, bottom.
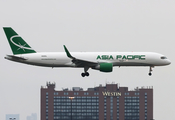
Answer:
3, 27, 171, 77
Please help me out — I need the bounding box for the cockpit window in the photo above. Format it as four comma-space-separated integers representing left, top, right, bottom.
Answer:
161, 56, 167, 59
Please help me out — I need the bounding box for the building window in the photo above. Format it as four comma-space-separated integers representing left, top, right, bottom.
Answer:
74, 92, 78, 95
64, 92, 68, 95
125, 92, 129, 95
145, 94, 147, 119
54, 92, 58, 95
110, 96, 113, 120
84, 92, 89, 95
135, 92, 139, 95
94, 92, 99, 95
104, 97, 107, 120
124, 97, 139, 120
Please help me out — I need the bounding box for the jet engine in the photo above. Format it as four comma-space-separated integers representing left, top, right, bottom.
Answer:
93, 63, 113, 72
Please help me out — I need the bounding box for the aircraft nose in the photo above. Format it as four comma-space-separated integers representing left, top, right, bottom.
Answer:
166, 59, 171, 65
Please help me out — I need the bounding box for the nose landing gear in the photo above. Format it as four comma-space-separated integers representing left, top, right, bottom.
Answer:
148, 66, 154, 76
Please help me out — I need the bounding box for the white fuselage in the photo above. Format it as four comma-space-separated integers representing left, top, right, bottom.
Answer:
5, 52, 171, 68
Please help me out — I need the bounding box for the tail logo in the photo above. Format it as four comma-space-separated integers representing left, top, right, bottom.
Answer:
10, 35, 34, 51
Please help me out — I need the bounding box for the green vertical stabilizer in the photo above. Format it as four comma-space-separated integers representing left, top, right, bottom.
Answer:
3, 27, 36, 55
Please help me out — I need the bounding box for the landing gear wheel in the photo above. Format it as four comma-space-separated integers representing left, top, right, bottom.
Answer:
81, 73, 85, 77
85, 72, 89, 76
148, 73, 152, 76
81, 72, 89, 77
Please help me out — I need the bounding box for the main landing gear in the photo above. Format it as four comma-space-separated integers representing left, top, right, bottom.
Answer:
81, 72, 89, 77
81, 67, 90, 77
148, 66, 154, 76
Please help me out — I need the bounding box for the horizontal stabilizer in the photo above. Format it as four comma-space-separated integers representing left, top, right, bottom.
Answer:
5, 55, 27, 61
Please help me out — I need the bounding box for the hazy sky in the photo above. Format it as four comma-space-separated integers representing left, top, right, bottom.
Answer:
0, 0, 174, 120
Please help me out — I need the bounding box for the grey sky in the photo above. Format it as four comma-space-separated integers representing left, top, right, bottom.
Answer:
0, 0, 174, 120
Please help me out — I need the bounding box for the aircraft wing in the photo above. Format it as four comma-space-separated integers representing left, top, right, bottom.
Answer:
63, 45, 98, 67
71, 58, 98, 67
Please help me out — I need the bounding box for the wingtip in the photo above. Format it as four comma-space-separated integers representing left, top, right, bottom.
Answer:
63, 45, 67, 51
63, 45, 73, 58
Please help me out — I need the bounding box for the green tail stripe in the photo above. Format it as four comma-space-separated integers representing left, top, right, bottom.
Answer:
3, 27, 36, 55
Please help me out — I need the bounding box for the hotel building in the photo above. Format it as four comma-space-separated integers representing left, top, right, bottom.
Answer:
41, 82, 153, 120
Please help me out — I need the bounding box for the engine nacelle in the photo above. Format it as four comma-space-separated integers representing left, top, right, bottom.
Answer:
93, 63, 113, 72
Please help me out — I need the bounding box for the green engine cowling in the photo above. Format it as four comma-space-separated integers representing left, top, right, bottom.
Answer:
99, 63, 113, 72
